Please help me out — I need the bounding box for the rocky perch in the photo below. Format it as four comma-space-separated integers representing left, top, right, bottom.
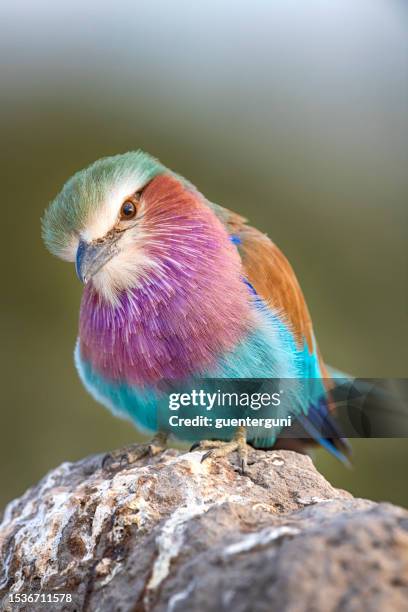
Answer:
1, 447, 408, 612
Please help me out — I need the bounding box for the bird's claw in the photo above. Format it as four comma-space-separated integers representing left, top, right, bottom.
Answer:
147, 441, 164, 457
102, 433, 168, 470
199, 443, 247, 475
189, 441, 202, 452
192, 428, 248, 475
102, 446, 146, 470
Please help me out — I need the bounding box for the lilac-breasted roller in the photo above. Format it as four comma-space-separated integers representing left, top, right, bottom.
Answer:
42, 151, 350, 471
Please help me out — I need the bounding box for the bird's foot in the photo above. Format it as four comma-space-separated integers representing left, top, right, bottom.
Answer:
102, 432, 168, 470
190, 426, 248, 474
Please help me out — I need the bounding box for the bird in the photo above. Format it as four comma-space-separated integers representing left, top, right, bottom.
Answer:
42, 150, 350, 472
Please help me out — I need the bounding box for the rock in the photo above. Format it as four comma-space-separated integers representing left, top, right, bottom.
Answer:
0, 447, 407, 611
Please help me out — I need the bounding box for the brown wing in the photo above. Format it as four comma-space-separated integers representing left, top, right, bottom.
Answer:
239, 225, 314, 351
212, 203, 329, 378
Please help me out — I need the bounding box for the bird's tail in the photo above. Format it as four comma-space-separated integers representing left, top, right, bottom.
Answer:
297, 399, 352, 467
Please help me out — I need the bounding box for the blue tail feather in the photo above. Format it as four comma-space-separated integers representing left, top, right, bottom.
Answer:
297, 413, 351, 466
298, 401, 352, 467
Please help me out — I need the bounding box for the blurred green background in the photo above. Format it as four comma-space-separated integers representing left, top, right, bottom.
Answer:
1, 0, 407, 511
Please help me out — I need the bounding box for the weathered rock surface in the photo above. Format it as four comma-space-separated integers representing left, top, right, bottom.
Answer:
0, 447, 407, 612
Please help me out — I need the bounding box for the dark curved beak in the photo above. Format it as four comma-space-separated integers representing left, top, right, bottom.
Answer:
75, 237, 120, 284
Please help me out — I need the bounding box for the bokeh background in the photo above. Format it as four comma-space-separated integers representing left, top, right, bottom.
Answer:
1, 0, 407, 511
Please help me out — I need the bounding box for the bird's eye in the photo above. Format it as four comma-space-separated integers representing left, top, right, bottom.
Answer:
120, 200, 137, 220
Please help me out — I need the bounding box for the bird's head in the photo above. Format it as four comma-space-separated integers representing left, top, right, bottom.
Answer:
42, 151, 241, 306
